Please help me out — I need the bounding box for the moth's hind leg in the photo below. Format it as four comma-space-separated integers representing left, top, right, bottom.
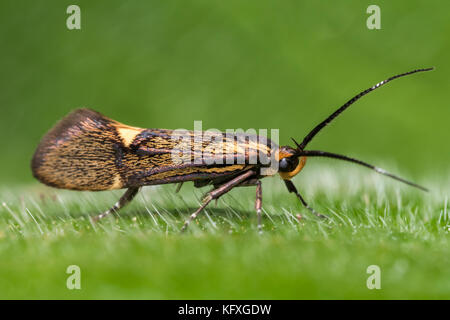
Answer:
93, 187, 140, 221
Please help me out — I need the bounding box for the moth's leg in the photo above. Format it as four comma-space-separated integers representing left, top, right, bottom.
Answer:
255, 180, 262, 233
283, 180, 328, 219
181, 170, 255, 232
175, 182, 184, 193
237, 178, 263, 233
93, 187, 140, 221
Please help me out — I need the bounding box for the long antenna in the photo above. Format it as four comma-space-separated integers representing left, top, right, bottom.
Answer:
295, 149, 428, 192
298, 68, 434, 150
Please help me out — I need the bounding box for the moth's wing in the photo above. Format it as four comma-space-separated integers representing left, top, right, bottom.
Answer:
31, 108, 142, 191
119, 130, 249, 187
122, 130, 276, 186
32, 109, 276, 191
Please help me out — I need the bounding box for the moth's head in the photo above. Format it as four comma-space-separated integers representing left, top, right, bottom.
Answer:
276, 146, 307, 180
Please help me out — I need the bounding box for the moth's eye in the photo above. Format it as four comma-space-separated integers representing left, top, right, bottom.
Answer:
279, 157, 299, 172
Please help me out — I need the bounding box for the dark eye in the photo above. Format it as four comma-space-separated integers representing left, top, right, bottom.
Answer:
279, 157, 299, 172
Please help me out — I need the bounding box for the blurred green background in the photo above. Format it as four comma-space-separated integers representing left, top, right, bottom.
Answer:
0, 0, 448, 184
0, 0, 449, 301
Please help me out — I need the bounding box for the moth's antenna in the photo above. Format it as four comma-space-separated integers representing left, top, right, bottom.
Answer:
298, 68, 434, 150
296, 149, 428, 192
291, 137, 301, 148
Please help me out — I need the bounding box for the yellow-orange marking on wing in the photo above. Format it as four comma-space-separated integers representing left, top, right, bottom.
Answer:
109, 175, 123, 190
116, 125, 143, 147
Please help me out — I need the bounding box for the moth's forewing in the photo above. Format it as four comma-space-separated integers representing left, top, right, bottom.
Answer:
32, 109, 277, 191
125, 129, 276, 186
31, 109, 129, 191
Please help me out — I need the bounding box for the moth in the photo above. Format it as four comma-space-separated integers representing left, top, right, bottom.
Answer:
32, 68, 432, 231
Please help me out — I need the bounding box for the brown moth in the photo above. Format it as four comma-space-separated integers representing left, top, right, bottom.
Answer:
32, 68, 432, 231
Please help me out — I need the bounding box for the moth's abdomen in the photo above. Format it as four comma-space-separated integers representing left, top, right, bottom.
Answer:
31, 109, 125, 191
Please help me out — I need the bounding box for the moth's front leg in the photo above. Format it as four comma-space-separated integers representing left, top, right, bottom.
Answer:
283, 180, 328, 219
